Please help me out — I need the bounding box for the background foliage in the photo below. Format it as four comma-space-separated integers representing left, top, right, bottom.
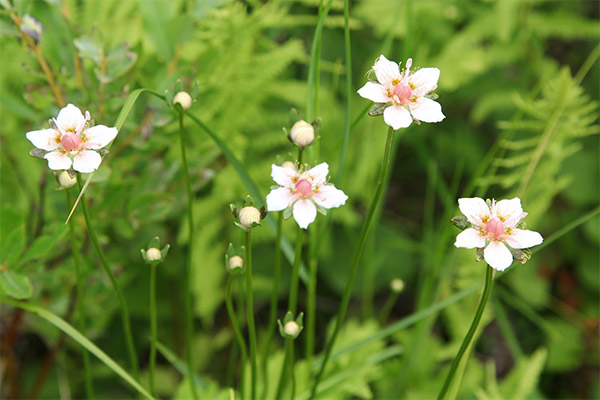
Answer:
1, 0, 598, 399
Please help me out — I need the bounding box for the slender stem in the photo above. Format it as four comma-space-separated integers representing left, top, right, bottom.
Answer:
335, 0, 352, 185
288, 228, 304, 314
306, 243, 317, 365
261, 212, 283, 398
245, 231, 257, 400
178, 112, 199, 400
149, 264, 157, 397
379, 291, 401, 325
77, 177, 139, 379
66, 190, 94, 398
310, 126, 396, 399
275, 338, 293, 399
225, 275, 247, 398
437, 265, 495, 400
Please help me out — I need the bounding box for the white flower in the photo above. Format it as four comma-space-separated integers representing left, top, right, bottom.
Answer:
357, 55, 445, 130
454, 197, 543, 271
266, 162, 347, 229
26, 104, 118, 173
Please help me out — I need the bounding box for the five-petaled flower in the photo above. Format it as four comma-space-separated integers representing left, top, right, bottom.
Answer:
26, 104, 118, 173
454, 197, 543, 271
266, 162, 347, 229
357, 55, 445, 130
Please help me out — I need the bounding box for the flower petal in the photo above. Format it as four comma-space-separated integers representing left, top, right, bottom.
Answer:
505, 229, 543, 249
383, 105, 412, 130
409, 98, 445, 123
271, 164, 297, 187
458, 197, 490, 227
496, 198, 525, 227
410, 67, 440, 92
308, 162, 329, 186
56, 104, 85, 132
26, 129, 61, 151
83, 125, 118, 150
454, 228, 486, 249
44, 151, 72, 170
266, 187, 295, 212
72, 150, 101, 173
293, 199, 317, 229
484, 241, 513, 271
313, 185, 348, 209
357, 82, 390, 103
373, 55, 401, 86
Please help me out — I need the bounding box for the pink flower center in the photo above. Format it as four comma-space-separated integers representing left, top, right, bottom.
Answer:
61, 132, 82, 151
295, 179, 313, 199
391, 83, 412, 104
485, 217, 505, 241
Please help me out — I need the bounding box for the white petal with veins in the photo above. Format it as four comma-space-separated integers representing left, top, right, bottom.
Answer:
484, 241, 513, 271
506, 229, 543, 249
383, 105, 412, 130
84, 125, 118, 150
26, 129, 61, 151
458, 198, 490, 227
454, 228, 486, 249
44, 151, 72, 170
293, 199, 317, 229
73, 150, 101, 173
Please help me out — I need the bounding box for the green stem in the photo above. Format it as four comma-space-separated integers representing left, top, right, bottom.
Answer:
437, 265, 495, 400
245, 231, 257, 400
306, 243, 317, 366
178, 111, 199, 400
275, 338, 294, 399
149, 264, 157, 397
77, 176, 139, 380
335, 0, 352, 185
310, 126, 396, 398
379, 291, 401, 325
66, 190, 94, 399
288, 228, 305, 314
226, 274, 247, 398
261, 213, 283, 398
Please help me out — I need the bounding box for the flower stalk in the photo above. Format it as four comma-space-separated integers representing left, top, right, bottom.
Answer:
177, 111, 199, 400
310, 126, 396, 398
438, 265, 495, 400
149, 263, 157, 397
225, 274, 247, 398
76, 177, 139, 379
245, 230, 258, 400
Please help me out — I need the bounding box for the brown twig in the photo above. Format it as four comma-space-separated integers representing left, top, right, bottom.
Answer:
11, 13, 65, 108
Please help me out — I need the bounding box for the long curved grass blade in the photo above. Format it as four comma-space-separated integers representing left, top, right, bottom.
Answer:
2, 299, 154, 400
65, 88, 166, 224
156, 341, 208, 390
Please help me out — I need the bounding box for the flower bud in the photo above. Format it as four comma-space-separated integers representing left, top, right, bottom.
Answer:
146, 247, 162, 261
390, 279, 404, 293
239, 206, 261, 228
58, 171, 77, 188
283, 321, 300, 337
281, 161, 296, 170
173, 91, 192, 111
228, 255, 244, 271
290, 120, 314, 148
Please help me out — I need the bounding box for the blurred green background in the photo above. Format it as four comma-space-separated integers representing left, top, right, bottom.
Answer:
1, 0, 598, 399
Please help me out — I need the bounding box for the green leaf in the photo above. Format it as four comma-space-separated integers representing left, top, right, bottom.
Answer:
18, 225, 68, 266
0, 272, 33, 299
74, 36, 102, 65
1, 299, 154, 400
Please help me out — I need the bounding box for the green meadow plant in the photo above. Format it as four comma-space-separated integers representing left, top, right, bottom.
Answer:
1, 1, 598, 399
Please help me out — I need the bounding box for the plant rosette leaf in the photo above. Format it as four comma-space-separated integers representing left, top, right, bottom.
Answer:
0, 271, 33, 299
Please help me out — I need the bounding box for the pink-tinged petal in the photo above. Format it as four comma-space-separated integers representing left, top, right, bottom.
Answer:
266, 187, 295, 212
458, 197, 490, 227
293, 199, 317, 229
357, 82, 390, 103
44, 151, 72, 170
496, 198, 524, 227
271, 164, 297, 187
383, 105, 412, 130
484, 241, 513, 271
56, 104, 85, 132
409, 98, 445, 123
72, 150, 101, 173
313, 185, 348, 209
410, 68, 440, 92
373, 55, 401, 86
308, 162, 329, 186
83, 125, 118, 150
26, 129, 61, 151
454, 228, 486, 249
505, 229, 543, 249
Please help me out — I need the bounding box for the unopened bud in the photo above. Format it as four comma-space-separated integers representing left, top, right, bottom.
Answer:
290, 120, 314, 148
283, 321, 300, 337
281, 161, 296, 170
228, 255, 244, 271
239, 206, 261, 228
58, 171, 77, 188
173, 91, 192, 111
146, 248, 162, 261
390, 279, 404, 293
